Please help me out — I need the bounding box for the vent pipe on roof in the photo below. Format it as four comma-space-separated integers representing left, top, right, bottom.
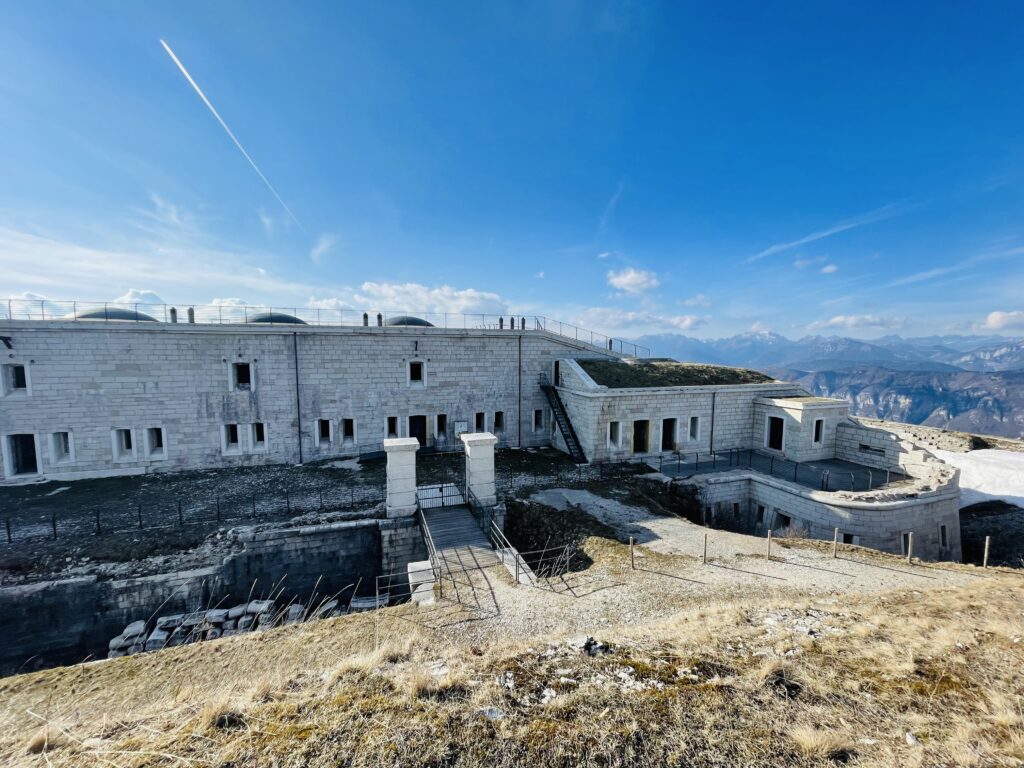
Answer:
187, 307, 195, 324
362, 312, 368, 326
169, 307, 178, 323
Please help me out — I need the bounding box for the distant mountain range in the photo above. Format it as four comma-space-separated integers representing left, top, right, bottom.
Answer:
632, 332, 1024, 438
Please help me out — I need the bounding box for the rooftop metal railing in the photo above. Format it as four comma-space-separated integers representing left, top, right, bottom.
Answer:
1, 299, 650, 358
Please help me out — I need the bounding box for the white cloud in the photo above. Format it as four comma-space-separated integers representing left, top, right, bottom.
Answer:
574, 306, 707, 336
606, 267, 660, 295
751, 321, 771, 332
112, 289, 165, 305
353, 282, 509, 315
258, 209, 275, 235
981, 310, 1024, 331
310, 233, 338, 265
683, 293, 712, 307
535, 271, 545, 279
820, 264, 839, 274
306, 296, 354, 311
749, 202, 907, 262
210, 297, 249, 306
808, 314, 905, 331
596, 251, 616, 260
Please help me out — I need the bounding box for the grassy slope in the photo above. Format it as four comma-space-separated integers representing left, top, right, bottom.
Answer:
578, 359, 773, 388
1, 537, 1022, 768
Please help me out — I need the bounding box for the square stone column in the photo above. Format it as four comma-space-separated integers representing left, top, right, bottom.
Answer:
384, 438, 419, 518
461, 432, 497, 506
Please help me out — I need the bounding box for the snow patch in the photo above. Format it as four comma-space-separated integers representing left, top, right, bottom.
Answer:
932, 449, 1024, 509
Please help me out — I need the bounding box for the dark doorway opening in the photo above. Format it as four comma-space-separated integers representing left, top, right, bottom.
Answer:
767, 416, 784, 451
632, 420, 649, 454
9, 434, 37, 475
553, 360, 560, 386
409, 415, 427, 447
661, 418, 676, 451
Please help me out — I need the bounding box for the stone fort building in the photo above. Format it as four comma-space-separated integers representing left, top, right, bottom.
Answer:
0, 303, 961, 560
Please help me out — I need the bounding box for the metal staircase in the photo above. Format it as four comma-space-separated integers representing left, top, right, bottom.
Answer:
541, 384, 588, 464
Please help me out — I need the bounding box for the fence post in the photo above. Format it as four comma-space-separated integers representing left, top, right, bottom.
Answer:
5, 517, 11, 544
629, 536, 635, 570
252, 494, 256, 517
51, 514, 57, 540
793, 462, 798, 482
216, 497, 221, 522
766, 529, 772, 561
702, 533, 708, 564
137, 504, 143, 530
983, 536, 990, 568
319, 487, 324, 510
285, 489, 291, 515
94, 509, 101, 535
832, 527, 839, 558
177, 500, 183, 526
906, 532, 913, 563
867, 470, 872, 490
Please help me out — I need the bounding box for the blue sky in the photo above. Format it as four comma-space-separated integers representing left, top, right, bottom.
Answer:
1, 1, 1023, 339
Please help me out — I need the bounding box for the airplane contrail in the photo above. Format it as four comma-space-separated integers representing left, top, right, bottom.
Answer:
159, 39, 304, 231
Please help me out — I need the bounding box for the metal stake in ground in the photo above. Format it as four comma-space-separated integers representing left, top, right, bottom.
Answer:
702, 532, 708, 564
906, 531, 913, 563
983, 535, 991, 568
629, 536, 635, 570
832, 527, 839, 558
766, 529, 772, 561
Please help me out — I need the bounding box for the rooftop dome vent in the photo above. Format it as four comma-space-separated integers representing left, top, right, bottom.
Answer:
75, 308, 158, 322
384, 315, 434, 327
244, 311, 308, 325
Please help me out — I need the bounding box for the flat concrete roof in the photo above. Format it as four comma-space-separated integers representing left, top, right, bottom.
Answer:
755, 395, 849, 408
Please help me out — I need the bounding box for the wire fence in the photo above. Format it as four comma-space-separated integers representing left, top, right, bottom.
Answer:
1, 299, 650, 358
2, 481, 386, 545
652, 448, 909, 492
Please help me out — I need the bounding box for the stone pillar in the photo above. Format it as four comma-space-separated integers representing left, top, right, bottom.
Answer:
384, 438, 419, 518
461, 432, 497, 506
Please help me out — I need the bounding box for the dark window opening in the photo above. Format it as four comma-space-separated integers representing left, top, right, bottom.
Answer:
767, 416, 784, 451
902, 532, 911, 555
688, 416, 699, 441
233, 363, 251, 390
732, 502, 740, 515
859, 443, 885, 456
475, 412, 485, 431
121, 429, 132, 451
147, 427, 164, 456
813, 418, 824, 444
774, 512, 791, 530
8, 434, 37, 475
632, 420, 650, 454
409, 361, 424, 383
494, 411, 505, 432
53, 431, 71, 461
661, 418, 676, 451
940, 525, 948, 548
226, 424, 239, 446
409, 415, 427, 446
9, 365, 26, 390
756, 505, 765, 525
253, 422, 266, 444
387, 416, 398, 438
436, 414, 447, 436
533, 409, 543, 431
609, 421, 620, 447
342, 419, 354, 440
843, 533, 855, 544
318, 419, 331, 442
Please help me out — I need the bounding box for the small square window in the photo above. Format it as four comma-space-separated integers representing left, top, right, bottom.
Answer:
145, 427, 166, 459
475, 412, 485, 431
387, 416, 398, 439
2, 364, 28, 396
342, 418, 355, 442
50, 431, 73, 465
251, 422, 267, 452
409, 361, 424, 384
232, 362, 252, 391
533, 409, 544, 431
494, 411, 505, 433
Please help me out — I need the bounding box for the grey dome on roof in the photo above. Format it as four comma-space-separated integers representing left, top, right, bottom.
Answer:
384, 315, 434, 327
76, 308, 158, 322
245, 311, 307, 325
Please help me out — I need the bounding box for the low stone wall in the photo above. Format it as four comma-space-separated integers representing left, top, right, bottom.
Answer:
0, 515, 426, 676
690, 468, 962, 561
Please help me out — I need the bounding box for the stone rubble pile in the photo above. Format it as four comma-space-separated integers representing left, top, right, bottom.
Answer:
107, 597, 349, 659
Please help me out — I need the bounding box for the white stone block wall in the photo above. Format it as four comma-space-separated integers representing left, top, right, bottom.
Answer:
0, 323, 619, 483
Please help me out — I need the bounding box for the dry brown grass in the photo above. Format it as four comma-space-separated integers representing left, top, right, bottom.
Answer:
0, 569, 1022, 767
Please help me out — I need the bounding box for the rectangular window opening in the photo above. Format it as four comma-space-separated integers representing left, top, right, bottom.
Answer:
632, 419, 650, 454
387, 416, 398, 439
112, 428, 134, 461
342, 418, 355, 442
842, 532, 856, 545
436, 414, 447, 438
7, 434, 38, 475
475, 412, 485, 431
688, 416, 699, 441
859, 443, 885, 456
813, 418, 824, 444
939, 524, 948, 549
224, 424, 240, 453
494, 411, 505, 433
409, 361, 424, 383
51, 431, 72, 464
3, 364, 27, 395
901, 532, 911, 555
317, 418, 332, 446
767, 416, 784, 451
533, 409, 543, 432
146, 427, 166, 459
608, 421, 621, 448
661, 418, 677, 451
756, 504, 765, 525
232, 362, 252, 391
252, 422, 267, 451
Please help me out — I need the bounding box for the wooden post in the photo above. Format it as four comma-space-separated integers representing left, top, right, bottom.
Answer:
766, 529, 772, 561
832, 527, 839, 558
629, 536, 635, 570
906, 531, 913, 563
983, 536, 991, 569
702, 533, 708, 564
